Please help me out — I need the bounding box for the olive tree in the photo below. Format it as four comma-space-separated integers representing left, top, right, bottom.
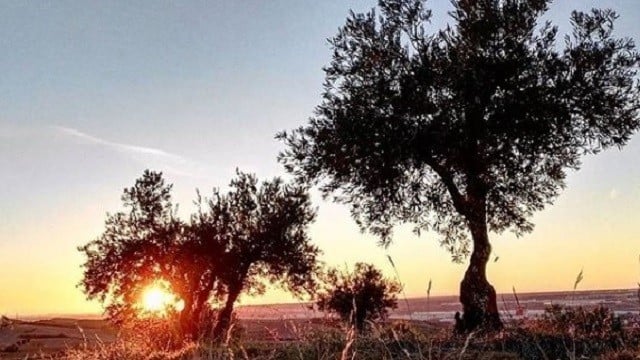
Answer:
79, 170, 320, 341
198, 172, 320, 340
279, 0, 640, 331
78, 171, 220, 339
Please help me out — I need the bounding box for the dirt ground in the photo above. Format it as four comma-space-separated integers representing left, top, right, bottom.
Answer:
1, 288, 637, 358
0, 316, 441, 359
0, 317, 116, 359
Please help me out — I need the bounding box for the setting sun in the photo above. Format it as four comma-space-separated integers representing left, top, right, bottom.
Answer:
139, 283, 184, 315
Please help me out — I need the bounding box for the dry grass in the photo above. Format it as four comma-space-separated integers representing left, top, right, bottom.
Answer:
3, 301, 640, 359
45, 307, 640, 360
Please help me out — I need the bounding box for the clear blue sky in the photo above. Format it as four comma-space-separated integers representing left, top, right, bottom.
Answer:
1, 1, 640, 316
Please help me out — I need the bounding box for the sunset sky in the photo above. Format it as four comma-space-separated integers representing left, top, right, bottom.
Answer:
1, 0, 640, 317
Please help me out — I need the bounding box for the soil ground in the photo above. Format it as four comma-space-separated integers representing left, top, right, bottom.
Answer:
1, 288, 637, 359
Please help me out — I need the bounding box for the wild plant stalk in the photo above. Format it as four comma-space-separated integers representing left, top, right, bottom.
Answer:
340, 323, 356, 360
427, 279, 432, 322
572, 268, 584, 306
338, 297, 358, 360
533, 335, 550, 360
387, 255, 412, 316
458, 331, 475, 360
500, 295, 514, 324
637, 254, 640, 310
512, 286, 521, 310
566, 269, 585, 360
77, 325, 88, 351
502, 286, 520, 323
369, 321, 398, 359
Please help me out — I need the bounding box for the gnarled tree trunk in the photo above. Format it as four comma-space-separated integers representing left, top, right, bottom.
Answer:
179, 294, 196, 340
212, 285, 241, 341
457, 204, 502, 333
177, 274, 215, 341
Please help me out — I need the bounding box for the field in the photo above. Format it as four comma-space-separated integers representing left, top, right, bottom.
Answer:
2, 289, 639, 359
239, 288, 640, 322
0, 318, 115, 359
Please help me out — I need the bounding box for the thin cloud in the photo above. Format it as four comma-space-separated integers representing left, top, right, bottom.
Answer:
54, 126, 174, 157
609, 188, 619, 200
53, 125, 211, 178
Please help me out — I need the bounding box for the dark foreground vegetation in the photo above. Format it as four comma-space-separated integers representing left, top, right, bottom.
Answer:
3, 306, 625, 360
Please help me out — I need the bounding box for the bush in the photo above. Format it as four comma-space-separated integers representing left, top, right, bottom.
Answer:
495, 305, 632, 359
315, 263, 402, 331
538, 304, 624, 339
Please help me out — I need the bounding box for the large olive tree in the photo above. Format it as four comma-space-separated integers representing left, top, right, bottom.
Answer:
279, 0, 640, 331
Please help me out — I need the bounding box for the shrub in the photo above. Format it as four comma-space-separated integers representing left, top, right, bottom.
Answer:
495, 305, 631, 359
537, 305, 624, 342
316, 263, 402, 331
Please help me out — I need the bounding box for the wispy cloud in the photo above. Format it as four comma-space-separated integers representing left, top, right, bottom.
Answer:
53, 125, 212, 178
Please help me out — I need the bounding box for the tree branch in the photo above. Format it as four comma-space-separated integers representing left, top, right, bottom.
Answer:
426, 159, 468, 215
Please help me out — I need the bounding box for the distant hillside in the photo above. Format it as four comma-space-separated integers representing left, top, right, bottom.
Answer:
7, 288, 637, 321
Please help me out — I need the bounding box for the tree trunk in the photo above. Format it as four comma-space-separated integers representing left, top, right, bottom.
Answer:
212, 286, 241, 341
177, 275, 215, 341
180, 295, 208, 341
179, 293, 197, 341
190, 276, 215, 340
457, 210, 502, 333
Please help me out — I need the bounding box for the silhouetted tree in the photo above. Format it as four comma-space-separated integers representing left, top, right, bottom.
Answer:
79, 171, 320, 341
198, 172, 320, 340
78, 171, 222, 339
316, 263, 401, 331
279, 0, 640, 332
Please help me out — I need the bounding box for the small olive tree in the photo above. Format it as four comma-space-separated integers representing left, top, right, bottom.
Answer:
316, 263, 401, 331
198, 172, 321, 340
79, 170, 320, 342
78, 171, 219, 339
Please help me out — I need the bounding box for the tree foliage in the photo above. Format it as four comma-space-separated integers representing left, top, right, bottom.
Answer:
278, 0, 640, 254
279, 0, 640, 331
316, 263, 401, 331
78, 170, 212, 327
79, 170, 320, 340
197, 172, 320, 339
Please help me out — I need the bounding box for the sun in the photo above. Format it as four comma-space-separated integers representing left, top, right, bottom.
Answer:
142, 286, 170, 312
139, 282, 184, 315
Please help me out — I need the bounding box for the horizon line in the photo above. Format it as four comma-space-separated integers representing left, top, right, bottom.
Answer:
5, 287, 637, 320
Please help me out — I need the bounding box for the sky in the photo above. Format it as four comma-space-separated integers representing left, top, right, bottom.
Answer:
1, 0, 640, 317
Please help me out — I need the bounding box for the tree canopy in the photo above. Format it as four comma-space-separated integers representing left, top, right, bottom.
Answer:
316, 263, 401, 331
79, 170, 320, 340
197, 172, 320, 339
279, 0, 640, 331
78, 170, 212, 329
